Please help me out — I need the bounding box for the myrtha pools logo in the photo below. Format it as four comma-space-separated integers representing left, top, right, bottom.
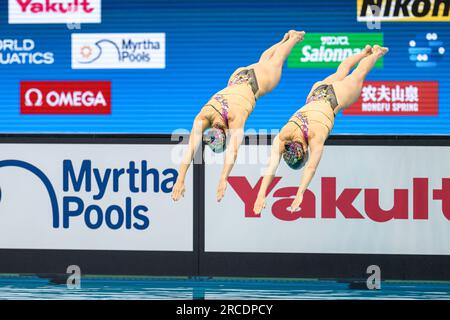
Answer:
0, 159, 177, 230
72, 33, 166, 69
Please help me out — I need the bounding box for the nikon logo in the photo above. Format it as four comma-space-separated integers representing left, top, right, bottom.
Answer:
357, 0, 450, 22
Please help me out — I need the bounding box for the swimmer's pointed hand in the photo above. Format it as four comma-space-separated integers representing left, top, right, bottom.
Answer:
216, 179, 227, 202
290, 193, 304, 213
253, 195, 266, 215
172, 181, 185, 201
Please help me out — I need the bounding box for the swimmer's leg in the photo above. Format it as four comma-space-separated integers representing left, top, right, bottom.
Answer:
332, 45, 388, 109
306, 45, 373, 99
252, 31, 305, 95
268, 30, 305, 67
258, 32, 290, 62
322, 45, 373, 83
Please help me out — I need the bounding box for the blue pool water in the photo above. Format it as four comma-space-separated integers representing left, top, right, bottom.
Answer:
0, 275, 449, 300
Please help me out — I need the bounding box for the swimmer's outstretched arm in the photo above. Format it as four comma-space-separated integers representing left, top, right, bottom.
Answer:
216, 118, 245, 202
172, 115, 210, 201
289, 140, 324, 212
253, 135, 283, 214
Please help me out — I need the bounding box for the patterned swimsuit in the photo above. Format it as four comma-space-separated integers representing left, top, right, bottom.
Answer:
306, 84, 339, 115
288, 111, 309, 145
207, 68, 259, 127
228, 68, 259, 95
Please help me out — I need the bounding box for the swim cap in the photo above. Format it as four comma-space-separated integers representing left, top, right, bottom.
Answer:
283, 142, 307, 170
204, 127, 226, 153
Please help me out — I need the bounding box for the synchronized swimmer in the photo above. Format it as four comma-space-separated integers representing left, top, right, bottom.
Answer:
253, 44, 388, 214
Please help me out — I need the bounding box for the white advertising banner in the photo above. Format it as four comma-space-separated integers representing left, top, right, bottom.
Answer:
205, 145, 450, 255
72, 33, 166, 69
9, 0, 102, 24
0, 144, 193, 251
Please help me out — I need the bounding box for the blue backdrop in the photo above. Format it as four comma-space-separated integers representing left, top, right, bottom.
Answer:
0, 0, 449, 134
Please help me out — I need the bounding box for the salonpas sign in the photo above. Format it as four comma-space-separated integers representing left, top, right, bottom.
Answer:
288, 33, 384, 68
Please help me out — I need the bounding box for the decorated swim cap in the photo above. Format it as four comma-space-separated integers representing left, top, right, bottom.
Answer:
204, 127, 226, 153
283, 142, 307, 170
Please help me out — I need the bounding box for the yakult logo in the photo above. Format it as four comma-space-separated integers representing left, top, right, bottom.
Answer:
8, 0, 101, 24
229, 176, 450, 222
20, 81, 111, 114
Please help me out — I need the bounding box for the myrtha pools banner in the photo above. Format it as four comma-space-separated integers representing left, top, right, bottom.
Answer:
0, 144, 193, 251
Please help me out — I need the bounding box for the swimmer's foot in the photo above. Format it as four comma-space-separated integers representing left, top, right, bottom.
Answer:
288, 30, 297, 37
363, 44, 372, 56
373, 45, 389, 57
297, 31, 305, 42
288, 30, 305, 43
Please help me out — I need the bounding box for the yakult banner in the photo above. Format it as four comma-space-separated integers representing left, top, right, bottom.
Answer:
0, 144, 193, 251
8, 0, 102, 24
205, 145, 450, 255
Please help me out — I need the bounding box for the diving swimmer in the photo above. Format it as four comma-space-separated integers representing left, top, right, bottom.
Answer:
253, 44, 389, 214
